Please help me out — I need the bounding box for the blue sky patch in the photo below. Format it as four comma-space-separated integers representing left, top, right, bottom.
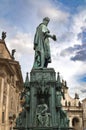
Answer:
78, 76, 86, 82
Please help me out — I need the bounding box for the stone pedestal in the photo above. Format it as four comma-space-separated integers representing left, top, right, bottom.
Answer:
29, 68, 56, 127
30, 68, 56, 81
15, 68, 73, 130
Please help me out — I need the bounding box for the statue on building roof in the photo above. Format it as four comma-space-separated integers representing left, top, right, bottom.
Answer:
12, 49, 16, 59
75, 93, 79, 99
2, 32, 6, 41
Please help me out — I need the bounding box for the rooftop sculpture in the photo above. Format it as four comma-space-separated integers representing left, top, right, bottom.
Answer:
2, 32, 6, 41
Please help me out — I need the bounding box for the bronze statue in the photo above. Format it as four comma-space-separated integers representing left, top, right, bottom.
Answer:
20, 89, 30, 109
33, 17, 56, 69
16, 112, 22, 127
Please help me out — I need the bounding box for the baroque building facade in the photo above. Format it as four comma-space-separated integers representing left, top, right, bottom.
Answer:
61, 80, 83, 130
82, 98, 86, 129
0, 35, 23, 130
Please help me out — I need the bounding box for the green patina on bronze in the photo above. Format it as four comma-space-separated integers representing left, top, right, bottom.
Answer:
15, 18, 73, 130
33, 17, 56, 68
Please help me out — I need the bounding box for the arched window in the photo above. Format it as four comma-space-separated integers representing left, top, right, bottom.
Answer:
72, 117, 79, 126
68, 101, 71, 106
2, 112, 5, 123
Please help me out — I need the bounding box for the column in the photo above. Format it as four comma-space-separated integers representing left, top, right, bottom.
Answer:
0, 77, 4, 130
5, 83, 10, 130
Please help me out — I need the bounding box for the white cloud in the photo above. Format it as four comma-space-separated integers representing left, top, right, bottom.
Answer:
48, 6, 86, 99
72, 8, 86, 34
38, 6, 69, 23
0, 0, 86, 99
6, 32, 34, 59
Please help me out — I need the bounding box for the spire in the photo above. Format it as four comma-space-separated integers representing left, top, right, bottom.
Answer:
64, 81, 68, 89
57, 72, 61, 83
24, 72, 29, 89
65, 81, 67, 86
56, 72, 61, 87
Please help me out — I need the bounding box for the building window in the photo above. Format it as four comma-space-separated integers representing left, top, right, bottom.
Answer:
11, 98, 13, 109
3, 95, 6, 105
2, 112, 5, 123
78, 101, 81, 107
65, 101, 67, 106
68, 101, 71, 106
72, 117, 79, 127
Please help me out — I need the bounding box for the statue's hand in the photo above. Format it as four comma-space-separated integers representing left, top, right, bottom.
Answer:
53, 35, 57, 41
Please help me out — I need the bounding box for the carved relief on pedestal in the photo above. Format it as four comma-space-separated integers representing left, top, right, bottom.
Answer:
30, 69, 56, 82
35, 98, 51, 127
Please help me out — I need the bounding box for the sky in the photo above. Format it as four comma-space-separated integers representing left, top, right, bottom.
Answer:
0, 0, 86, 100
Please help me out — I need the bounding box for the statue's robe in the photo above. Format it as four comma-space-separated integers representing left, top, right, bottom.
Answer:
33, 23, 51, 68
